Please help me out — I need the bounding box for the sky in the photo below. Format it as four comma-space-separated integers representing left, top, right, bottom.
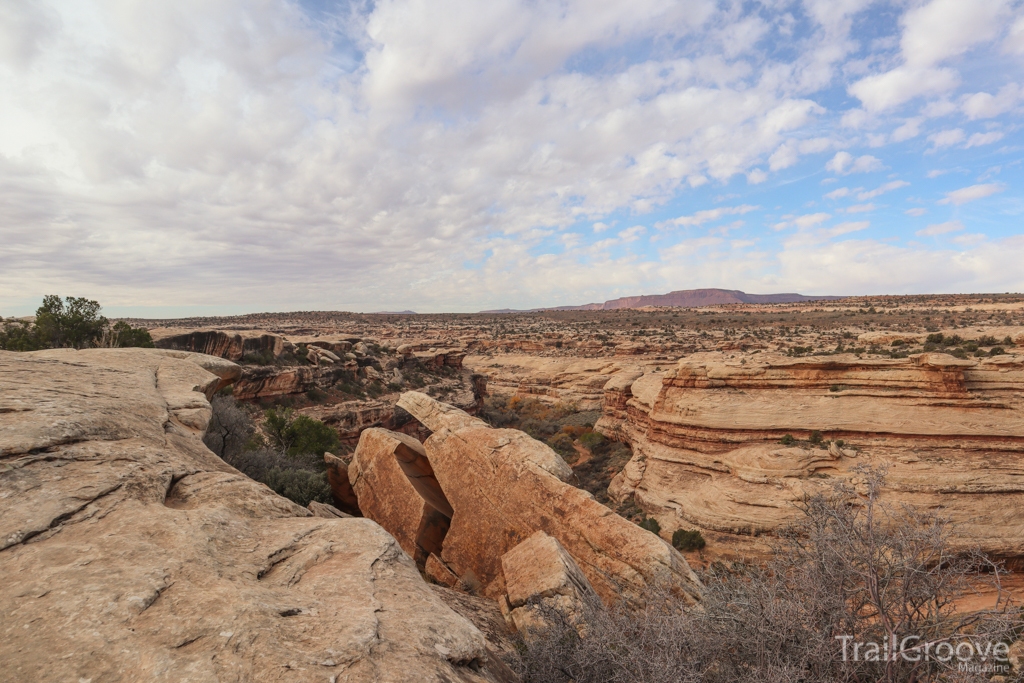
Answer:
1, 0, 1022, 316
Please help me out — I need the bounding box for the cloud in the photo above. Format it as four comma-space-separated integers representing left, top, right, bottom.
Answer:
938, 183, 1006, 205
774, 212, 831, 230
827, 221, 870, 236
858, 180, 910, 200
848, 0, 1008, 112
905, 208, 928, 217
843, 204, 876, 214
965, 131, 1005, 147
916, 220, 964, 236
928, 128, 966, 148
961, 84, 1022, 119
824, 187, 850, 199
825, 152, 883, 175
618, 225, 647, 242
658, 205, 760, 229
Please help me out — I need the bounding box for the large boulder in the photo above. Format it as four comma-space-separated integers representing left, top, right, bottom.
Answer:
385, 392, 702, 606
0, 349, 515, 683
348, 428, 451, 567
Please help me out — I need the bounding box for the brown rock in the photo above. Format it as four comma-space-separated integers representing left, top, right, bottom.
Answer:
349, 428, 452, 566
0, 348, 514, 683
324, 451, 361, 515
426, 552, 461, 588
395, 392, 701, 606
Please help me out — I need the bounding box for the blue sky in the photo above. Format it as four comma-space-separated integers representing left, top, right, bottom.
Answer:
1, 0, 1022, 315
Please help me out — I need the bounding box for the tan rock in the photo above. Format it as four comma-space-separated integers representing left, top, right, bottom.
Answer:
502, 531, 598, 638
349, 428, 452, 566
605, 352, 1024, 562
396, 392, 701, 606
0, 349, 514, 683
307, 500, 351, 518
426, 552, 460, 588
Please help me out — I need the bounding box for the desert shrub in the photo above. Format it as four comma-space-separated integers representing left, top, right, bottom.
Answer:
780, 434, 795, 445
306, 388, 329, 403
546, 432, 577, 462
261, 468, 332, 507
514, 467, 1022, 683
671, 529, 706, 552
926, 332, 944, 344
579, 431, 605, 451
891, 339, 906, 347
809, 430, 823, 444
1004, 335, 1015, 346
103, 320, 154, 348
0, 319, 47, 351
989, 346, 1006, 356
978, 335, 998, 346
34, 295, 108, 349
242, 349, 275, 365
522, 418, 559, 439
638, 517, 661, 534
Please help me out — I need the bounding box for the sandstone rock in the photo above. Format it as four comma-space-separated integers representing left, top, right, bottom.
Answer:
153, 329, 283, 361
501, 531, 599, 638
307, 500, 351, 518
605, 352, 1024, 562
0, 349, 514, 683
349, 428, 452, 567
426, 552, 460, 587
392, 392, 702, 606
324, 452, 361, 515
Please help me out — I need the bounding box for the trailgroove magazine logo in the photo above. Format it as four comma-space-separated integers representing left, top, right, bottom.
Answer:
836, 635, 1011, 673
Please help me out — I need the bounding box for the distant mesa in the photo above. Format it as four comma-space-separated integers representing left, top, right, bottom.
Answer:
371, 310, 418, 315
481, 288, 844, 313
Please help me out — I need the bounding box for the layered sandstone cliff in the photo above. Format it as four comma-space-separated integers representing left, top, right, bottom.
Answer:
0, 349, 514, 683
600, 352, 1024, 564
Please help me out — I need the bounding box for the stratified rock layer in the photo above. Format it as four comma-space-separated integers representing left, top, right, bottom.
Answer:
602, 352, 1024, 563
0, 349, 513, 683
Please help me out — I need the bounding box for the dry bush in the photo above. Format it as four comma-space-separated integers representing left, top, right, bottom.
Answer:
514, 467, 1022, 683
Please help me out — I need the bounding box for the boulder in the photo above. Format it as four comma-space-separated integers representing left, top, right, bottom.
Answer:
392, 392, 701, 606
323, 452, 361, 515
0, 349, 515, 683
501, 531, 599, 638
348, 428, 452, 567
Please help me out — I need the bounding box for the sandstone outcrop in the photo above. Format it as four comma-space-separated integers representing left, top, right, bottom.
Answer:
153, 329, 284, 361
0, 349, 515, 682
602, 352, 1024, 564
351, 392, 701, 608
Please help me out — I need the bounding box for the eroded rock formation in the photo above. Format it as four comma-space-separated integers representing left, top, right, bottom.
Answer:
600, 352, 1024, 564
350, 392, 702, 610
0, 349, 515, 682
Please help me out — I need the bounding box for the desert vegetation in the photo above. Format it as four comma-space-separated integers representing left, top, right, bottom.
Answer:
0, 295, 153, 351
512, 469, 1023, 683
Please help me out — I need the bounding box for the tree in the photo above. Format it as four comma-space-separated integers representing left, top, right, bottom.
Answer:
0, 319, 47, 351
102, 321, 154, 348
34, 295, 108, 349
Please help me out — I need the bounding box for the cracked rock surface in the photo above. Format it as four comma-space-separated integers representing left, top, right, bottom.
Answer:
0, 349, 514, 683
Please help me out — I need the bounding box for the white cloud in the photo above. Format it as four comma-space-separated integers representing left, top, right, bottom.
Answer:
858, 180, 910, 200
938, 183, 1005, 205
905, 207, 928, 217
844, 204, 876, 214
928, 128, 966, 148
916, 220, 964, 236
848, 0, 1009, 112
593, 222, 611, 233
961, 84, 1022, 119
827, 221, 870, 237
618, 225, 647, 242
891, 117, 924, 142
965, 131, 1005, 147
824, 187, 850, 199
658, 205, 760, 229
826, 151, 883, 175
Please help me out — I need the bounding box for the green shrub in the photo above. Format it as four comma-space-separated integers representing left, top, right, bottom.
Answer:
809, 430, 823, 444
242, 349, 275, 365
780, 434, 795, 445
579, 431, 606, 450
989, 347, 1006, 356
106, 321, 154, 348
672, 529, 706, 552
0, 319, 47, 351
262, 468, 333, 507
639, 517, 661, 534
978, 335, 997, 346
925, 333, 944, 344
546, 432, 577, 462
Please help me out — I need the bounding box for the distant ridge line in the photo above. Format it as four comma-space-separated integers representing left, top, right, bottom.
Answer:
480, 288, 845, 313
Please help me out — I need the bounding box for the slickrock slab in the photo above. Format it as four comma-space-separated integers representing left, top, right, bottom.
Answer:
604, 352, 1024, 563
0, 349, 514, 683
393, 392, 702, 606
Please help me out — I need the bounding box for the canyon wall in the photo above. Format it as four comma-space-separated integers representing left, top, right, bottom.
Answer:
599, 352, 1024, 564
